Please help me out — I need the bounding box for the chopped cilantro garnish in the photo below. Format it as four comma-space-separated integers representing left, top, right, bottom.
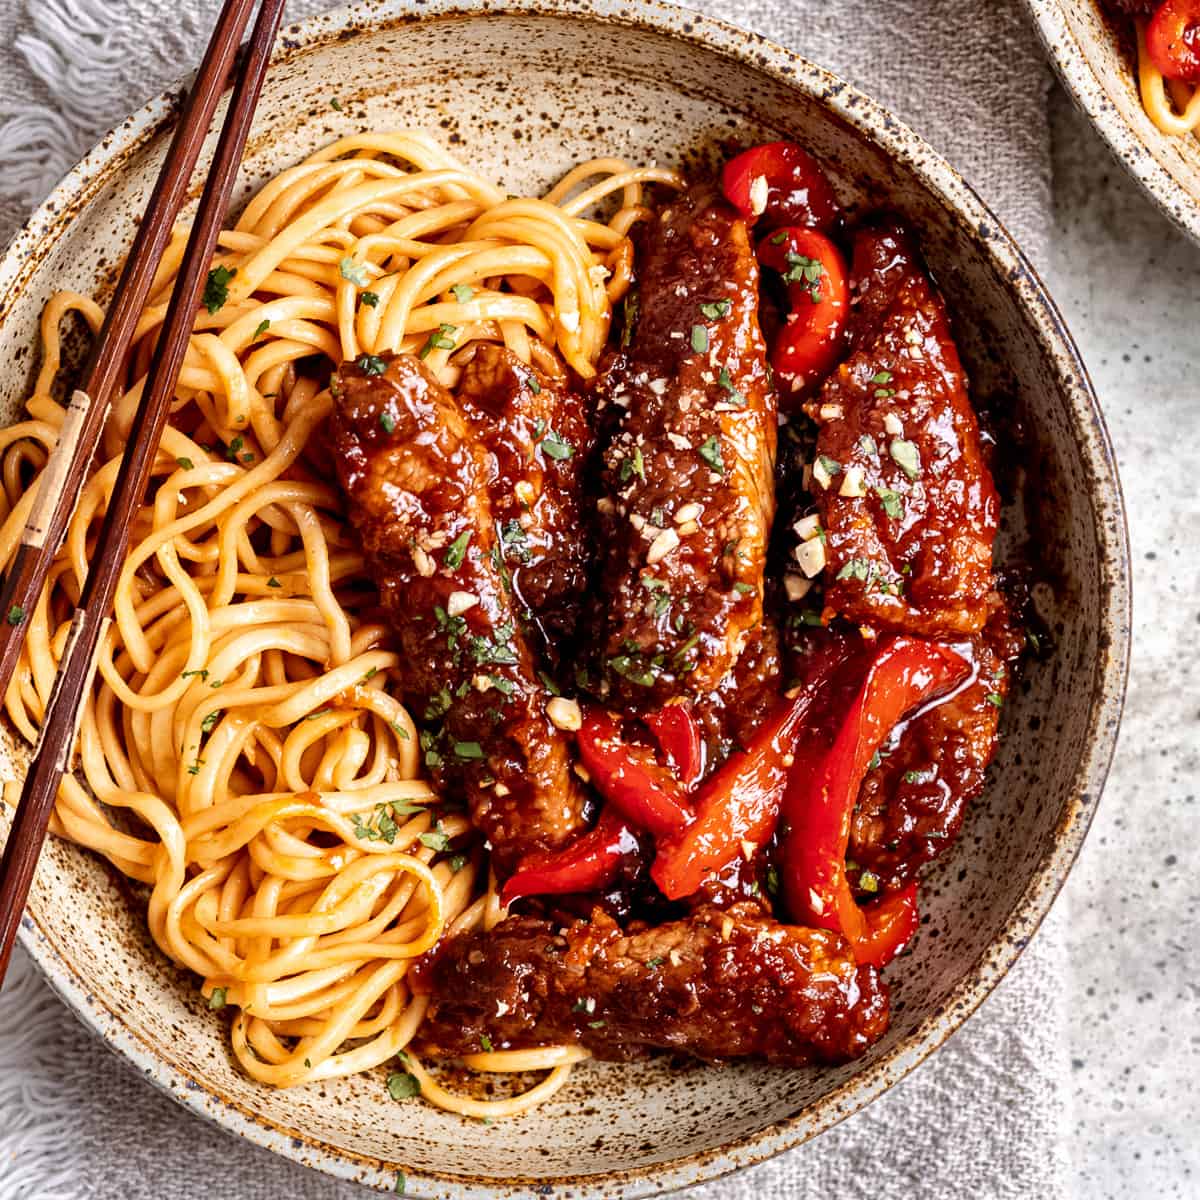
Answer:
618, 446, 645, 482
699, 299, 732, 320
419, 829, 450, 852
876, 488, 904, 519
361, 291, 380, 308
698, 436, 724, 474
782, 252, 824, 303
6, 605, 24, 626
986, 693, 1004, 707
356, 353, 387, 376
870, 370, 893, 385
451, 283, 474, 303
379, 412, 396, 434
267, 576, 281, 588
858, 434, 878, 458
733, 581, 755, 595
387, 1071, 420, 1100
253, 319, 270, 338
419, 323, 458, 358
445, 530, 472, 569
202, 265, 236, 313
330, 97, 343, 111
453, 740, 484, 759
479, 1034, 494, 1052
608, 655, 656, 687
201, 711, 219, 733
836, 558, 875, 583
208, 987, 227, 1010
541, 430, 574, 461
176, 456, 194, 470
339, 257, 370, 287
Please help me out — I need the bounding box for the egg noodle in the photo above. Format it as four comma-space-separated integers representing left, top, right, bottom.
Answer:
0, 131, 681, 1117
1137, 19, 1200, 138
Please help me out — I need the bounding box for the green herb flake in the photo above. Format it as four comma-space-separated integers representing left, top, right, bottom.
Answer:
389, 720, 411, 741
330, 97, 344, 111
876, 488, 904, 520
419, 322, 458, 358
818, 455, 842, 478
699, 299, 732, 320
181, 668, 209, 680
769, 230, 788, 245
445, 530, 472, 569
645, 956, 665, 969
859, 869, 880, 894
782, 252, 825, 303
451, 283, 474, 303
453, 740, 485, 759
448, 854, 468, 873
419, 829, 450, 852
608, 655, 656, 688
889, 438, 921, 480
6, 605, 24, 626
621, 288, 640, 348
716, 366, 747, 406
208, 987, 227, 1010
870, 371, 893, 385
356, 353, 387, 376
733, 581, 755, 595
395, 1173, 407, 1195
698, 436, 725, 474
986, 693, 1004, 708
541, 430, 575, 461
361, 291, 380, 308
176, 456, 195, 470
253, 319, 270, 339
619, 445, 645, 483
202, 265, 236, 313
479, 1035, 494, 1052
379, 412, 396, 434
690, 324, 709, 353
587, 1020, 607, 1029
339, 256, 370, 287
201, 711, 219, 734
267, 577, 282, 588
836, 558, 875, 583
387, 1071, 420, 1100
858, 434, 878, 458
903, 770, 924, 783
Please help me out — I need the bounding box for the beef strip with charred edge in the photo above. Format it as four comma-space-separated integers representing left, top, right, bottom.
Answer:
416, 902, 889, 1065
848, 602, 1024, 892
330, 352, 587, 874
804, 221, 999, 637
589, 189, 777, 708
455, 343, 593, 667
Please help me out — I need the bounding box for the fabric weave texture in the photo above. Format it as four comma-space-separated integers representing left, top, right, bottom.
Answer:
0, 1, 1065, 1197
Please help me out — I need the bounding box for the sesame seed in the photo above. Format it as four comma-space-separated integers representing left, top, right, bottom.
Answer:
674, 502, 702, 524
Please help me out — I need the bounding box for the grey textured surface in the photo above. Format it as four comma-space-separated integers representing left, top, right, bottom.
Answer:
0, 0, 1191, 1196
1046, 95, 1200, 1199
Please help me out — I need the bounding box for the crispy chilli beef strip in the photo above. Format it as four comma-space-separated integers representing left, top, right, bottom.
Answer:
417, 903, 889, 1066
331, 352, 587, 873
805, 222, 999, 637
455, 343, 593, 665
590, 190, 777, 708
847, 599, 1022, 893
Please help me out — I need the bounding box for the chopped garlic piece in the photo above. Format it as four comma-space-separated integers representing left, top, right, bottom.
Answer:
794, 537, 826, 578
673, 502, 702, 525
884, 413, 904, 436
748, 174, 769, 216
793, 513, 823, 542
819, 403, 844, 421
646, 526, 680, 565
447, 590, 479, 617
546, 697, 582, 731
812, 456, 835, 489
839, 466, 867, 498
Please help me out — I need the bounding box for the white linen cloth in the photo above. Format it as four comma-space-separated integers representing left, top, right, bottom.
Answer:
0, 1, 1066, 1196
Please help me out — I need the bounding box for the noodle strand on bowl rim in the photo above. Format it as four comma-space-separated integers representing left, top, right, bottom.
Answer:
0, 131, 682, 1118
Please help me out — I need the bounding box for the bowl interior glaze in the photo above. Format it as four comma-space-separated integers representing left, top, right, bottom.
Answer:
1027, 0, 1200, 243
0, 2, 1129, 1196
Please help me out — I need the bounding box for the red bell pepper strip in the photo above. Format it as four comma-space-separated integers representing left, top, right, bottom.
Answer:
644, 703, 704, 788
649, 638, 856, 900
757, 227, 849, 403
780, 636, 969, 966
576, 708, 692, 838
851, 882, 920, 968
720, 141, 841, 232
1147, 0, 1200, 83
500, 807, 639, 908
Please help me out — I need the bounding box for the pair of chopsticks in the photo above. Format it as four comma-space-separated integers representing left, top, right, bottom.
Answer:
0, 0, 289, 983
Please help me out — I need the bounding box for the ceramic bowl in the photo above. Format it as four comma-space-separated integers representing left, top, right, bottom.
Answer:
1026, 0, 1200, 243
0, 0, 1130, 1195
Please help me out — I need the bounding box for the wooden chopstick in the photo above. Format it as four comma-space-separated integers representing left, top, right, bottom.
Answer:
0, 0, 262, 704
0, 0, 289, 984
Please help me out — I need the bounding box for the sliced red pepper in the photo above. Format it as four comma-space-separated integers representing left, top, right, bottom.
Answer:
650, 638, 855, 900
644, 703, 704, 788
500, 807, 639, 908
853, 882, 919, 968
757, 227, 849, 404
781, 636, 968, 966
720, 141, 841, 232
576, 707, 692, 838
1147, 0, 1200, 83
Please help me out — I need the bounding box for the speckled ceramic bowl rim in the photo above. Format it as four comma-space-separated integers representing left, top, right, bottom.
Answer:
5, 1, 1131, 1195
1025, 0, 1200, 245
